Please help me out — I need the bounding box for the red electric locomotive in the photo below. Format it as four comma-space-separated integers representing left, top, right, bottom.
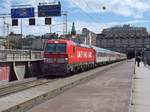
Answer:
43, 39, 96, 76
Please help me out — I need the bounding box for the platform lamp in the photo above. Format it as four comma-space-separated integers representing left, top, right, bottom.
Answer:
141, 47, 146, 58
133, 29, 137, 74
134, 38, 137, 74
134, 49, 136, 74
146, 45, 150, 50
62, 11, 68, 37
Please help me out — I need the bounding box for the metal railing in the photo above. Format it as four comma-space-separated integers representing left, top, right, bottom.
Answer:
0, 49, 44, 62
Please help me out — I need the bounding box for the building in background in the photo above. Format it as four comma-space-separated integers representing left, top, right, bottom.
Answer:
42, 33, 59, 39
0, 37, 5, 49
8, 32, 23, 40
31, 33, 59, 50
96, 25, 150, 58
32, 38, 47, 50
59, 28, 97, 46
82, 28, 97, 46
2, 28, 97, 50
4, 32, 23, 49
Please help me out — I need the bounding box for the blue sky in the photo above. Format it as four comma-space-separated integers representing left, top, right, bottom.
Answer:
0, 0, 150, 36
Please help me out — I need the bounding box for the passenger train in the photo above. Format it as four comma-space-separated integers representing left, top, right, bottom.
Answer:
43, 39, 126, 76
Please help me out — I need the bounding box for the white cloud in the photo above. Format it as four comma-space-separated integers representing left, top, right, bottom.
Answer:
0, 0, 150, 36
69, 0, 150, 18
0, 0, 11, 13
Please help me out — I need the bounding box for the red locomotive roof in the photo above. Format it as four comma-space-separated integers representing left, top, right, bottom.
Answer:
47, 39, 76, 45
47, 39, 92, 49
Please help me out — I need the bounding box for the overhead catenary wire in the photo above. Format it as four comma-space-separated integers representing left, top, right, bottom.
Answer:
83, 0, 104, 23
70, 0, 103, 29
70, 0, 98, 22
83, 0, 106, 14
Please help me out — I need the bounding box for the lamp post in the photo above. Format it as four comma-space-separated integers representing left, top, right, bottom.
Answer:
134, 49, 136, 74
146, 45, 150, 50
4, 21, 11, 49
62, 11, 68, 36
134, 34, 137, 74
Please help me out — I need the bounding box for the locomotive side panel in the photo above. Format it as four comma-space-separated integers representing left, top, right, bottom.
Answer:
67, 44, 96, 73
67, 44, 95, 64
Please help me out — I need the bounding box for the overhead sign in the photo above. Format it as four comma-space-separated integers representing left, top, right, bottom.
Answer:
38, 3, 61, 17
11, 7, 35, 18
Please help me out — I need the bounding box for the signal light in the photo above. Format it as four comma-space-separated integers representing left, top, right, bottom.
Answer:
29, 18, 35, 25
12, 19, 18, 26
45, 18, 51, 25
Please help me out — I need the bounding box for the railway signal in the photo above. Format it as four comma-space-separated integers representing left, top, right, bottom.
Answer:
45, 18, 52, 25
12, 19, 18, 26
29, 18, 35, 25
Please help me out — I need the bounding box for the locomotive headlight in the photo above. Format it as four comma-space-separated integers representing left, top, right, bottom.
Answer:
57, 58, 68, 63
57, 58, 65, 63
44, 58, 53, 63
65, 58, 68, 63
65, 58, 68, 61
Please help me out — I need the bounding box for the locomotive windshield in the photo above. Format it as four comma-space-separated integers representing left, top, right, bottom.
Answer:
46, 43, 66, 53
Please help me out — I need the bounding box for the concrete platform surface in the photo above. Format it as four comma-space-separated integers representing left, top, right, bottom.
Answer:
133, 62, 150, 112
0, 61, 125, 112
28, 61, 134, 112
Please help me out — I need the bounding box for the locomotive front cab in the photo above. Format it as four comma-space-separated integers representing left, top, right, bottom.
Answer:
43, 40, 69, 75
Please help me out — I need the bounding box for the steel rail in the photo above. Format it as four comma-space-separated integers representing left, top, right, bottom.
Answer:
0, 77, 58, 98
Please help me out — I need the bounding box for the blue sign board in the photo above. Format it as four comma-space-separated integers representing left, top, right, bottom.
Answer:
38, 4, 61, 17
11, 7, 35, 18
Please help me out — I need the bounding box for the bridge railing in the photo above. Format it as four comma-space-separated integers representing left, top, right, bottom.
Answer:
0, 49, 44, 62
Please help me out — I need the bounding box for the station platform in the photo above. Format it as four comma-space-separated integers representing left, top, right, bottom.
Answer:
28, 61, 134, 112
132, 62, 150, 112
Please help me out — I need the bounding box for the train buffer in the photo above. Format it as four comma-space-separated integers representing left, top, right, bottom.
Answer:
132, 62, 150, 112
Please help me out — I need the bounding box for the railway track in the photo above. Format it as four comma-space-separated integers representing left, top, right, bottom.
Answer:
0, 61, 126, 98
0, 77, 58, 98
0, 61, 124, 98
